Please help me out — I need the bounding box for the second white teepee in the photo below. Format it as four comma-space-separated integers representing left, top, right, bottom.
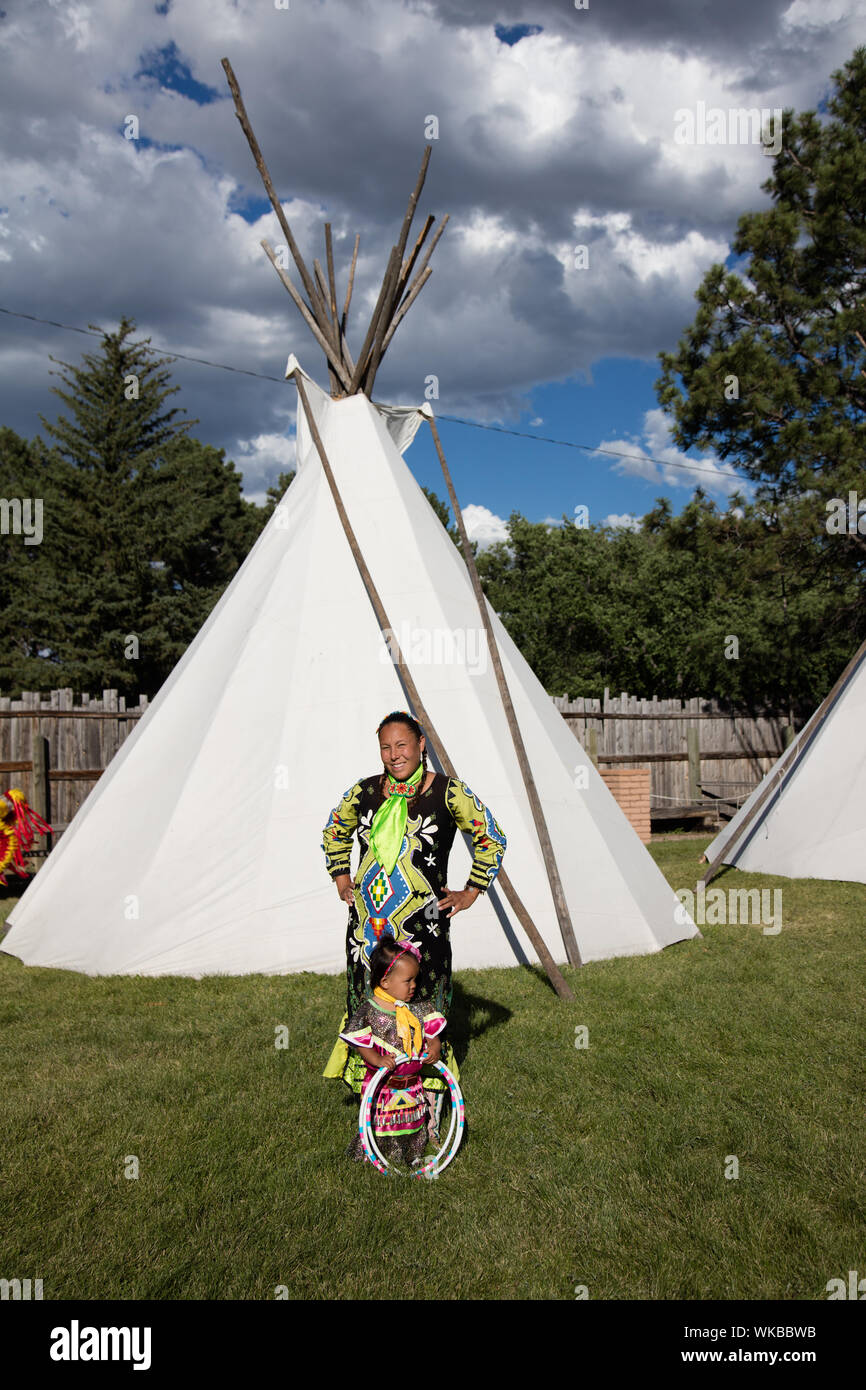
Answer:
702, 638, 866, 885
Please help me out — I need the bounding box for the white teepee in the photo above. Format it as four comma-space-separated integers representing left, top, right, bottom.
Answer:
2, 363, 697, 976
3, 79, 697, 978
702, 638, 866, 885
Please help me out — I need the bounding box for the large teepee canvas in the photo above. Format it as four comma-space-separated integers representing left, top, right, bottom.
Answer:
702, 637, 866, 886
2, 362, 697, 977
1, 60, 698, 980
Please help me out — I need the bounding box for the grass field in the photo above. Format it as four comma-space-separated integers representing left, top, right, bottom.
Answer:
2, 837, 864, 1300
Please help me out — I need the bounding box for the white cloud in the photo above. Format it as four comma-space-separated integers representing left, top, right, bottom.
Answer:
48, 0, 94, 52
783, 0, 866, 30
565, 210, 729, 287
462, 504, 510, 550
603, 512, 643, 531
2, 0, 861, 480
596, 408, 748, 497
232, 429, 297, 502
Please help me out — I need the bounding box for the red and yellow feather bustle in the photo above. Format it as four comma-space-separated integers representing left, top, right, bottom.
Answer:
0, 788, 53, 885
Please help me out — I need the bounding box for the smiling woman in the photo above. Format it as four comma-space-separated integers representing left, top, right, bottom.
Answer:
321, 708, 507, 1107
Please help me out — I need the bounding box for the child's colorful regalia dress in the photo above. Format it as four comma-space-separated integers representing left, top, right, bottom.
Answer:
321, 768, 506, 1099
340, 990, 447, 1165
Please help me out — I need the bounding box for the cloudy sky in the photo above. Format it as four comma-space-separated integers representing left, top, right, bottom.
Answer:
1, 0, 864, 542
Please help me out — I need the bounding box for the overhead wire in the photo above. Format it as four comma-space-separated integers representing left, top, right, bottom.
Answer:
0, 304, 744, 484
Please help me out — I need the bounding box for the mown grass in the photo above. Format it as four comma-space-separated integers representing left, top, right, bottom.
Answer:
1, 839, 864, 1300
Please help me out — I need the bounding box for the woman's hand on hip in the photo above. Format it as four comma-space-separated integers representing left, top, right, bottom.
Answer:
335, 873, 355, 904
437, 886, 481, 917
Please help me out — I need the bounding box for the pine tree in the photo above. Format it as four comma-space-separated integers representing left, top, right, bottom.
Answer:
1, 320, 264, 697
40, 315, 194, 476
264, 470, 296, 512
656, 46, 866, 599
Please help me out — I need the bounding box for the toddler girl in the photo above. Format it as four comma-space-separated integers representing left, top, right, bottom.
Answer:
339, 937, 446, 1167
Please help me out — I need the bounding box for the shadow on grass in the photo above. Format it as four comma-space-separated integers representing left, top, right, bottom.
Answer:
447, 976, 512, 1068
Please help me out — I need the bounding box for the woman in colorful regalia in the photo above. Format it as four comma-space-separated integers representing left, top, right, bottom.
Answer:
322, 709, 506, 1132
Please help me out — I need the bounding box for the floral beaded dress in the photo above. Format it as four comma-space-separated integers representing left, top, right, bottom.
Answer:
322, 770, 506, 1095
340, 993, 447, 1165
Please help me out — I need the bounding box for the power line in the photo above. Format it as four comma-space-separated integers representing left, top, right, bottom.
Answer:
0, 307, 289, 384
0, 304, 745, 484
432, 413, 740, 482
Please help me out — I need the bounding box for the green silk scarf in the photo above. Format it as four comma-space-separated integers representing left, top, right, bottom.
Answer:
369, 761, 424, 874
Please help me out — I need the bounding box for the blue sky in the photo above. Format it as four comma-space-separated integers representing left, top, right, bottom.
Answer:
408, 357, 745, 542
1, 0, 862, 544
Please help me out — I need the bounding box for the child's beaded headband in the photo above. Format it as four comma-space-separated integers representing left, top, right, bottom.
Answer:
381, 940, 422, 980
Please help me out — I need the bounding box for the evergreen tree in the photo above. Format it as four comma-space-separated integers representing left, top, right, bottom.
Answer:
1, 321, 264, 698
421, 485, 461, 547
264, 470, 296, 512
0, 428, 71, 691
656, 46, 866, 604
40, 315, 195, 475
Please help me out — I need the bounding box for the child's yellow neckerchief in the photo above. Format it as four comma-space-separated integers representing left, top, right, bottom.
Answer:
372, 985, 423, 1056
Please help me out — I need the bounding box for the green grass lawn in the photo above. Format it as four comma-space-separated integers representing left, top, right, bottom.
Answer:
1, 838, 864, 1300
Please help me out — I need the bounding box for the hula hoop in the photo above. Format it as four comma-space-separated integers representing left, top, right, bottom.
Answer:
358, 1055, 465, 1180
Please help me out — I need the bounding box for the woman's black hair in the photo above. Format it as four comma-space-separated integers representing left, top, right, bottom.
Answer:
369, 936, 408, 991
376, 711, 429, 813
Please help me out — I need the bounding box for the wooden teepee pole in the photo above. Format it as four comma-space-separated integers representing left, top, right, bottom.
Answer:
362, 242, 404, 395
324, 224, 339, 329
223, 56, 449, 395
336, 234, 361, 380
376, 147, 432, 330
348, 245, 400, 394
397, 213, 435, 296
261, 240, 352, 391
314, 258, 341, 396
380, 267, 432, 358
355, 148, 442, 393
292, 371, 574, 1000
222, 61, 328, 331
427, 416, 583, 967
380, 215, 449, 358
396, 213, 449, 315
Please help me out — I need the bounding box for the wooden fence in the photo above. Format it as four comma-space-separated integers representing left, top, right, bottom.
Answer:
0, 687, 799, 843
552, 691, 799, 821
0, 689, 149, 834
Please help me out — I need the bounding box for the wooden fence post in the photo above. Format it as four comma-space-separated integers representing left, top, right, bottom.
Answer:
587, 728, 599, 768
30, 722, 49, 822
687, 727, 701, 802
